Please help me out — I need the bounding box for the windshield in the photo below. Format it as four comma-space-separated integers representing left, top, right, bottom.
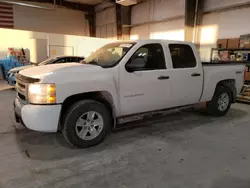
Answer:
82, 42, 135, 67
35, 57, 57, 66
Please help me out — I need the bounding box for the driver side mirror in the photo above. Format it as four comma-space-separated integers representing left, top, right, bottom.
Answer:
125, 57, 146, 73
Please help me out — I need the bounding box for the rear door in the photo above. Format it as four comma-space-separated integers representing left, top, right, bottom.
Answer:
166, 44, 203, 107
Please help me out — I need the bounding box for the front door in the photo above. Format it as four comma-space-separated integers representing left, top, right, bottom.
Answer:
119, 43, 172, 116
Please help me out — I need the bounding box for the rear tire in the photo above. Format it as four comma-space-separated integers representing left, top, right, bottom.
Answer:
206, 86, 232, 116
62, 100, 112, 148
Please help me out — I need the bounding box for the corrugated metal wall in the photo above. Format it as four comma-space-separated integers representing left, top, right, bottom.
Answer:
200, 0, 250, 61
204, 0, 250, 11
130, 0, 185, 40
129, 0, 250, 61
12, 2, 89, 36
96, 6, 117, 39
0, 3, 14, 29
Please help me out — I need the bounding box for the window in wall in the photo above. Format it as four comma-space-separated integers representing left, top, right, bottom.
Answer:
169, 44, 197, 69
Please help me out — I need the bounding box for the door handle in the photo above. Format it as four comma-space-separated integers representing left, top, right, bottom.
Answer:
158, 76, 170, 80
191, 73, 201, 77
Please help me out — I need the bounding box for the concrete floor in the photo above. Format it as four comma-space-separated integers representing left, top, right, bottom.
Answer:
1, 80, 250, 188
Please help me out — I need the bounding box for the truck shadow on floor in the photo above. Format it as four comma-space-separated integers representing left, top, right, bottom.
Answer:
14, 107, 248, 161
210, 175, 250, 188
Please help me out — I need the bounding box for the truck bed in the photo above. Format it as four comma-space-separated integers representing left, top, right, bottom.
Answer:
200, 62, 245, 103
202, 61, 245, 66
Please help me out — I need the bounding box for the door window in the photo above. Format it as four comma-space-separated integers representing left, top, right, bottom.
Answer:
54, 58, 67, 64
126, 44, 166, 72
169, 44, 197, 69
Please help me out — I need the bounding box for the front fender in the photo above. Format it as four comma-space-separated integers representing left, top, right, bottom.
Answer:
56, 79, 119, 115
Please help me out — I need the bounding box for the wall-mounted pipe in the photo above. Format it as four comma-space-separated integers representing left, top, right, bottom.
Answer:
125, 15, 185, 28
0, 0, 55, 10
192, 0, 199, 43
204, 2, 250, 14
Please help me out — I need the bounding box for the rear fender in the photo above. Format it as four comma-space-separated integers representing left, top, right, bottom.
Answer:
216, 80, 236, 103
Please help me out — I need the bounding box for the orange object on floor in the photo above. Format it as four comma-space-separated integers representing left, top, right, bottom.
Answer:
199, 102, 207, 109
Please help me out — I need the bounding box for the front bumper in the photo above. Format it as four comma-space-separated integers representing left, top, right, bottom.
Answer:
14, 97, 61, 132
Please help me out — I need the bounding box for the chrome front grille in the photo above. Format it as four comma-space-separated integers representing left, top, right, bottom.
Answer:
15, 73, 40, 83
16, 81, 25, 90
15, 73, 40, 101
15, 78, 27, 101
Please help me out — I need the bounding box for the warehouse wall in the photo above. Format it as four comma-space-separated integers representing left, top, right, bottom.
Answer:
0, 28, 114, 62
200, 0, 250, 61
95, 3, 117, 39
130, 0, 185, 40
0, 29, 31, 59
13, 3, 89, 36
129, 0, 250, 61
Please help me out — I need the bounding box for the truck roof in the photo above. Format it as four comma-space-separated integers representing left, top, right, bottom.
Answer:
111, 39, 195, 46
54, 55, 84, 58
135, 39, 194, 45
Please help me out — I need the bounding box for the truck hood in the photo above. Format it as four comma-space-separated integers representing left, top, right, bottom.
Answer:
19, 63, 102, 79
9, 65, 34, 73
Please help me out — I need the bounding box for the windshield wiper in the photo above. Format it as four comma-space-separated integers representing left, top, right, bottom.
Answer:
30, 62, 38, 66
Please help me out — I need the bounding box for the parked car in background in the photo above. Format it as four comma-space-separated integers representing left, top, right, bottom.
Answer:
14, 40, 245, 148
7, 56, 84, 85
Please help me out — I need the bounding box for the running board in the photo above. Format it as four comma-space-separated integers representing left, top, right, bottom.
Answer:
117, 105, 193, 124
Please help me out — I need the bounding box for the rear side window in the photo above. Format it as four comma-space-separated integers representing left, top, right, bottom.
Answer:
169, 44, 196, 69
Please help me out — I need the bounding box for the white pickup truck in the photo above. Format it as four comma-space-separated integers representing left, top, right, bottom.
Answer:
14, 40, 245, 148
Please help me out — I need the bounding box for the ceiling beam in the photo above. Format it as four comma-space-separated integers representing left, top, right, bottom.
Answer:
23, 0, 95, 13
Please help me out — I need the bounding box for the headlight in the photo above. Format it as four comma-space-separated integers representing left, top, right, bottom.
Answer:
28, 84, 56, 104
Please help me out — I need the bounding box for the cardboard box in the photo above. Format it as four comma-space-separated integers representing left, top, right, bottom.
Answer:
227, 38, 239, 49
240, 40, 250, 48
217, 39, 228, 48
245, 71, 250, 81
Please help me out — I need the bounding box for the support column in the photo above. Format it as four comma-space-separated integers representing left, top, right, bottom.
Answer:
116, 4, 122, 40
184, 0, 204, 44
116, 4, 131, 40
194, 0, 205, 49
86, 13, 96, 37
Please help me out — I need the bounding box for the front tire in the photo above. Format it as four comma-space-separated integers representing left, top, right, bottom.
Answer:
62, 100, 112, 148
206, 86, 232, 116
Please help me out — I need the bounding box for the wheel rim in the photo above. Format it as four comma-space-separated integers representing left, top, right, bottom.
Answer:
217, 93, 229, 112
75, 111, 104, 140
